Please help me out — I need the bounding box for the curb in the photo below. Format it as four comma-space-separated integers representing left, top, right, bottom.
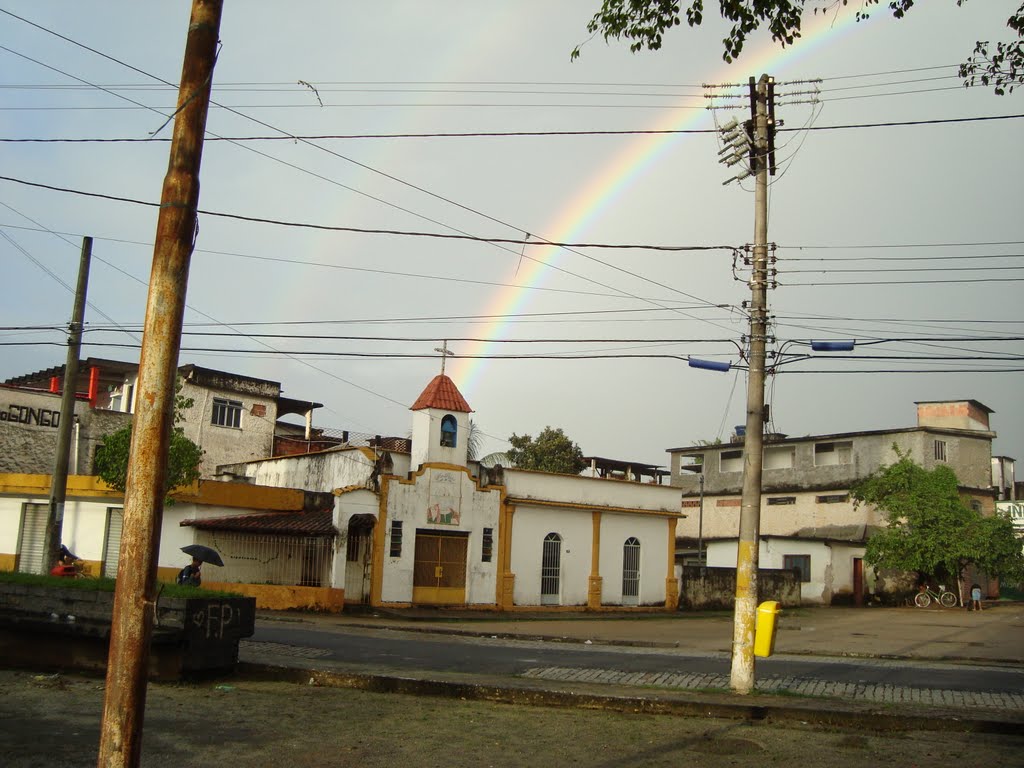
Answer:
235, 660, 1024, 736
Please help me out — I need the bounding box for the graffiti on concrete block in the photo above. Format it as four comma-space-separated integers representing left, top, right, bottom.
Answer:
184, 599, 254, 642
189, 602, 238, 639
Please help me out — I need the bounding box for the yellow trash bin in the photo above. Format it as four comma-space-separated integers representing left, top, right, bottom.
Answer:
754, 600, 781, 658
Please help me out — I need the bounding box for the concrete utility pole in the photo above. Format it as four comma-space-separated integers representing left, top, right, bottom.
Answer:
729, 74, 773, 695
42, 236, 92, 574
97, 2, 222, 766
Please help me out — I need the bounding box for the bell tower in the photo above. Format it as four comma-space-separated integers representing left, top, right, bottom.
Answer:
409, 374, 473, 469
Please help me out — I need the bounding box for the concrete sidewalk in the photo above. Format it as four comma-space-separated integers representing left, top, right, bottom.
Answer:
239, 603, 1024, 732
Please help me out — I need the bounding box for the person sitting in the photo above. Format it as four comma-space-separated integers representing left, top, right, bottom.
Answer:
176, 557, 202, 587
50, 547, 80, 577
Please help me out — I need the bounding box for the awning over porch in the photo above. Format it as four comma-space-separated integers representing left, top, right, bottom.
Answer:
182, 509, 337, 536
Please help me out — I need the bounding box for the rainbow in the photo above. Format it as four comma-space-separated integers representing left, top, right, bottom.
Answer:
449, 9, 869, 396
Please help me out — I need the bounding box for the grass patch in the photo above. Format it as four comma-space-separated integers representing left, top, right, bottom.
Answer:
0, 570, 240, 598
0, 571, 117, 591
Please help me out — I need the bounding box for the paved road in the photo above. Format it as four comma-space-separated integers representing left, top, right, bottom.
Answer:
248, 622, 1024, 698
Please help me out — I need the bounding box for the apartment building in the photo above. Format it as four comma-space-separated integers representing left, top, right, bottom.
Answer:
667, 400, 998, 604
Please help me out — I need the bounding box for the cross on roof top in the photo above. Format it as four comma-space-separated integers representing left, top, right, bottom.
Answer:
434, 340, 454, 375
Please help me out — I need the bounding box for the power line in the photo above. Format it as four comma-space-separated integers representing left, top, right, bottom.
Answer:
0, 67, 963, 89
2, 114, 1021, 143
777, 367, 1024, 374
782, 277, 1024, 286
820, 65, 958, 81
817, 74, 958, 93
781, 113, 1024, 131
820, 85, 967, 102
0, 101, 715, 111
783, 253, 1024, 262
86, 329, 749, 344
0, 174, 734, 252
0, 213, 140, 343
774, 314, 1022, 325
778, 240, 1024, 249
0, 12, 734, 329
0, 339, 743, 363
778, 265, 1024, 274
0, 206, 397, 432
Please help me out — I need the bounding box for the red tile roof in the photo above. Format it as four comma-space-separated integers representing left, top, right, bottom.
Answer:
409, 374, 472, 413
182, 509, 336, 536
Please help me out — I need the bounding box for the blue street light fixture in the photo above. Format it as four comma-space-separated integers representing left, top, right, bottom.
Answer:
810, 340, 856, 352
688, 358, 732, 372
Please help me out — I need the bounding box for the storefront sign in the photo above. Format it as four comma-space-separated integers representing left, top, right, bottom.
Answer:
997, 501, 1024, 528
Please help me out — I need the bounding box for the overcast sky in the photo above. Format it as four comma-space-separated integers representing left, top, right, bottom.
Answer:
1, 1, 1021, 469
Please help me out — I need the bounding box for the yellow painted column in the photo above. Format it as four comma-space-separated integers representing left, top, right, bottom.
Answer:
665, 517, 680, 610
498, 504, 516, 609
369, 480, 390, 607
588, 510, 603, 609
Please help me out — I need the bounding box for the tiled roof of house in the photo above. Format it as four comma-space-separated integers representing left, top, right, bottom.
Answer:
181, 509, 336, 536
410, 374, 472, 413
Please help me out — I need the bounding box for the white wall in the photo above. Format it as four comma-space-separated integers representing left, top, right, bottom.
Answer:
0, 496, 28, 556
598, 513, 668, 606
0, 494, 116, 566
178, 381, 277, 477
381, 466, 501, 605
761, 538, 834, 603
706, 538, 860, 605
334, 489, 380, 530
505, 468, 681, 512
235, 448, 377, 492
677, 491, 884, 541
0, 491, 329, 577
510, 505, 593, 607
410, 408, 469, 470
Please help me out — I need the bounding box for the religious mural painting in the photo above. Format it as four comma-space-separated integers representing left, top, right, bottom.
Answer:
426, 470, 461, 526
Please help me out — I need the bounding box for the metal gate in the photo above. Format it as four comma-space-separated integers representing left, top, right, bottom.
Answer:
413, 530, 468, 605
16, 503, 48, 574
102, 507, 124, 578
345, 531, 373, 604
540, 532, 562, 605
622, 537, 641, 606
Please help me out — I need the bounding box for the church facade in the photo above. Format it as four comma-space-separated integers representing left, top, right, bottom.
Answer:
223, 374, 683, 611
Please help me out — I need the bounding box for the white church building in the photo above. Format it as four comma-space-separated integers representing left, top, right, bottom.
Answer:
217, 373, 684, 611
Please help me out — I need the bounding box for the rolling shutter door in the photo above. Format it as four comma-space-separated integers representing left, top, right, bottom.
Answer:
103, 507, 124, 578
17, 503, 48, 573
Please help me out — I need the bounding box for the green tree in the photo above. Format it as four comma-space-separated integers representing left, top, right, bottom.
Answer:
94, 378, 204, 501
466, 418, 484, 462
853, 448, 1024, 594
574, 1, 1024, 95
506, 426, 587, 475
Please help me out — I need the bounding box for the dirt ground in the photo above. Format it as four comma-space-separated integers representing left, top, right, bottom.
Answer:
1, 669, 1020, 768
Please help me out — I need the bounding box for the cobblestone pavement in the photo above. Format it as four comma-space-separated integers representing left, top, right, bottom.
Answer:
521, 664, 1024, 710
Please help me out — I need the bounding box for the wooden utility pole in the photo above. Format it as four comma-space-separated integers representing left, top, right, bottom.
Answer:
43, 236, 92, 574
97, 2, 222, 766
729, 74, 772, 694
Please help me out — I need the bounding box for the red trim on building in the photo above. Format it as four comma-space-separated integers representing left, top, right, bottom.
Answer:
87, 366, 100, 407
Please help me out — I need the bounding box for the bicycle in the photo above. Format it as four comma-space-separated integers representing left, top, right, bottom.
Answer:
914, 584, 959, 608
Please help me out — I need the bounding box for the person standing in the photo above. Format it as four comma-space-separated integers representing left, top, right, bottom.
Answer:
970, 583, 983, 611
